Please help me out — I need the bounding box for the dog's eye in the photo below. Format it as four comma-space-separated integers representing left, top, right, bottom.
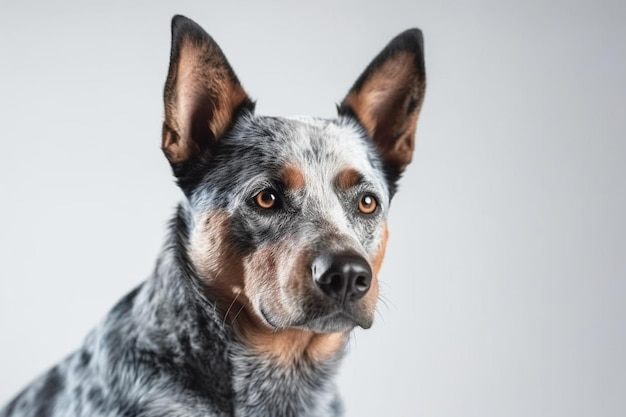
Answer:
358, 193, 378, 214
254, 189, 279, 209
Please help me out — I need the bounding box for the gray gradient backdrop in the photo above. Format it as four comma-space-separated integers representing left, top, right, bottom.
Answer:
1, 1, 624, 416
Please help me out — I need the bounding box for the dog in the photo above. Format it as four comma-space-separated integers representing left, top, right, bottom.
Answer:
0, 15, 425, 417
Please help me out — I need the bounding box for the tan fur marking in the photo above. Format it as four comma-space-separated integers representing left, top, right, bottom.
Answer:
238, 320, 347, 365
281, 164, 306, 190
371, 222, 389, 276
189, 211, 246, 310
335, 168, 362, 190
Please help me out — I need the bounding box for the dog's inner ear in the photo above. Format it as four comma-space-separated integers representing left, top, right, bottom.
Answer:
162, 15, 250, 166
340, 29, 426, 175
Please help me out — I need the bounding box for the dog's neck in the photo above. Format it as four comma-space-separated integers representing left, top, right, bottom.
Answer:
131, 206, 345, 416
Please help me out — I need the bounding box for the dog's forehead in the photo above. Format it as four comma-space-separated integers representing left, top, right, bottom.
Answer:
243, 114, 386, 187
284, 115, 369, 162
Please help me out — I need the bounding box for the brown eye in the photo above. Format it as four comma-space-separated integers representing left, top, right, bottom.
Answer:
358, 194, 377, 214
254, 189, 278, 209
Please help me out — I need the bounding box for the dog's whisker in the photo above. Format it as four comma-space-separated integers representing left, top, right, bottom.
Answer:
374, 305, 388, 323
230, 303, 246, 326
376, 280, 396, 311
377, 294, 393, 313
378, 280, 393, 291
223, 290, 242, 327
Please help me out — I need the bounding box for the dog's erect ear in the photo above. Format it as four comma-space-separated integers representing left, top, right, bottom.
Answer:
339, 29, 426, 185
162, 15, 252, 170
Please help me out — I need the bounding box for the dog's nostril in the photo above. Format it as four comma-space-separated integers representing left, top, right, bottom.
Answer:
312, 252, 372, 302
354, 275, 369, 292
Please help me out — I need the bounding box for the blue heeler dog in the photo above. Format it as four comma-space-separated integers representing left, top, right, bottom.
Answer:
0, 14, 426, 417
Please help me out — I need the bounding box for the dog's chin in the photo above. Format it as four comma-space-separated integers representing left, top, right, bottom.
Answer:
301, 312, 371, 333
259, 306, 374, 333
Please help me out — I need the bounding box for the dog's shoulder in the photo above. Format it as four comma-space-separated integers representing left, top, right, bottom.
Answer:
1, 283, 234, 417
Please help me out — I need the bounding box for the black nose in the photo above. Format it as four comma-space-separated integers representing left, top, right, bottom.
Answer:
312, 252, 372, 303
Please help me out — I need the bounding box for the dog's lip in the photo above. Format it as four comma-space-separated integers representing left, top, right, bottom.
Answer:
317, 305, 374, 329
340, 310, 373, 330
300, 310, 367, 333
298, 309, 373, 332
258, 303, 373, 332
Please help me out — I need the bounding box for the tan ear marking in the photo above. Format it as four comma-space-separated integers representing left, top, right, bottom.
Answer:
340, 29, 426, 176
162, 16, 250, 167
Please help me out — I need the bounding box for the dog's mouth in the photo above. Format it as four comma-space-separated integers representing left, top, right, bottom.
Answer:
303, 310, 373, 333
259, 304, 373, 333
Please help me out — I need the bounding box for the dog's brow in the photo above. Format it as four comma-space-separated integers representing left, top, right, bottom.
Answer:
280, 164, 306, 190
335, 168, 363, 190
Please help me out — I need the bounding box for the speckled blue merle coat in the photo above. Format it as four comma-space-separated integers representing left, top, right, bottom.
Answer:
0, 15, 425, 417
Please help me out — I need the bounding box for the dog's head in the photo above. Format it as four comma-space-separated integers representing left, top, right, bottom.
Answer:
161, 16, 425, 360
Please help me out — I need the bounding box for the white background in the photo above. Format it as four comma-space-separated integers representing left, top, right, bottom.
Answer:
1, 1, 625, 416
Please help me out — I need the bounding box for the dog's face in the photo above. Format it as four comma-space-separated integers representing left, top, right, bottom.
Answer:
187, 115, 390, 333
161, 16, 425, 348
